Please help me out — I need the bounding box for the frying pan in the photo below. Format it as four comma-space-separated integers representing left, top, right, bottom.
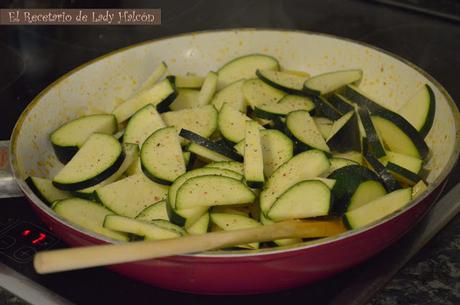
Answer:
5, 29, 460, 294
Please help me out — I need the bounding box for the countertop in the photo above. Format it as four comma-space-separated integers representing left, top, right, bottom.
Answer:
0, 0, 459, 304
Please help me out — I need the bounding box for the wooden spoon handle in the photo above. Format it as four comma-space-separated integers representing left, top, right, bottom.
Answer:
34, 219, 345, 274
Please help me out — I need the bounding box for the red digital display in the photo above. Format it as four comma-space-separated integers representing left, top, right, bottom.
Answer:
21, 229, 48, 245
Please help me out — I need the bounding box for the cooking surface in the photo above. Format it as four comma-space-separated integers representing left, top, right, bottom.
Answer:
1, 0, 460, 304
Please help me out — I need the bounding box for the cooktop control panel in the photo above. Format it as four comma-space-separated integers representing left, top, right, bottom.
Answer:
0, 219, 59, 264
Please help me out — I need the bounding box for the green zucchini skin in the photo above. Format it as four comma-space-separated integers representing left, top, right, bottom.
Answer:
386, 162, 422, 186
326, 111, 361, 153
179, 129, 243, 162
418, 85, 436, 138
357, 107, 386, 158
328, 164, 380, 215
156, 80, 179, 113
52, 145, 79, 165
312, 96, 342, 120
255, 69, 306, 95
327, 93, 354, 114
53, 153, 125, 191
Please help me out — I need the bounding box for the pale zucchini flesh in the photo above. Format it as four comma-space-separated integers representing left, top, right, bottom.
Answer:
243, 78, 285, 109
135, 200, 169, 221
211, 79, 247, 112
161, 105, 218, 139
169, 88, 200, 111
123, 104, 165, 145
244, 121, 265, 188
197, 71, 218, 106
26, 177, 71, 205
303, 69, 363, 96
210, 212, 262, 249
286, 110, 330, 153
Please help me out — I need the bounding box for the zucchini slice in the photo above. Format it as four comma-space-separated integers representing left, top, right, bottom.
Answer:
161, 105, 218, 140
313, 117, 334, 139
73, 143, 139, 199
135, 200, 169, 221
328, 157, 359, 174
312, 96, 342, 120
188, 143, 233, 162
186, 212, 210, 235
333, 151, 363, 164
53, 133, 124, 191
211, 79, 247, 112
398, 84, 436, 138
303, 69, 363, 96
383, 151, 423, 174
256, 69, 309, 95
326, 111, 361, 153
267, 180, 331, 221
174, 75, 204, 89
327, 93, 354, 114
259, 213, 302, 246
197, 71, 218, 106
243, 78, 285, 109
204, 161, 244, 175
234, 129, 294, 177
357, 107, 386, 158
95, 173, 168, 218
260, 150, 330, 214
175, 175, 255, 209
217, 54, 280, 89
50, 114, 117, 164
254, 95, 315, 120
54, 198, 128, 241
141, 127, 185, 185
344, 188, 412, 229
412, 180, 428, 199
386, 162, 422, 186
328, 164, 381, 215
103, 215, 183, 240
26, 177, 71, 206
218, 103, 259, 143
138, 61, 168, 91
113, 78, 177, 122
180, 129, 243, 162
211, 212, 262, 249
371, 114, 429, 159
347, 180, 387, 212
286, 110, 330, 153
123, 104, 165, 145
244, 121, 265, 188
169, 88, 200, 111
167, 167, 242, 226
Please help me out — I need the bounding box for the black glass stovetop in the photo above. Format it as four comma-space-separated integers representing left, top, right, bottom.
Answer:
1, 1, 460, 305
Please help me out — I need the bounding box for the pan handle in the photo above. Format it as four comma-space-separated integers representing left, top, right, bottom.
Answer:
0, 140, 23, 198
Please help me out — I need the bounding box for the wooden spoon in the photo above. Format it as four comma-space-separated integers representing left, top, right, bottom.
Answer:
34, 219, 346, 274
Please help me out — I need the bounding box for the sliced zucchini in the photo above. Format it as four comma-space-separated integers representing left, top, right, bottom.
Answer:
243, 78, 285, 109
26, 177, 70, 206
357, 107, 386, 158
267, 180, 331, 221
218, 103, 258, 143
161, 105, 218, 140
260, 150, 330, 214
169, 88, 200, 111
412, 180, 428, 199
175, 175, 255, 209
211, 79, 247, 112
186, 213, 210, 235
244, 121, 265, 188
312, 96, 342, 120
303, 69, 363, 96
113, 78, 177, 122
371, 114, 429, 159
95, 173, 168, 218
141, 127, 185, 185
123, 104, 165, 145
53, 134, 124, 191
174, 75, 204, 89
327, 93, 354, 114
333, 151, 363, 164
103, 215, 183, 240
73, 143, 139, 199
313, 117, 334, 139
180, 129, 243, 162
135, 200, 169, 221
138, 61, 168, 91
344, 188, 412, 229
286, 110, 330, 153
326, 111, 361, 153
398, 84, 436, 138
217, 54, 280, 89
53, 198, 128, 241
254, 95, 315, 120
256, 69, 309, 95
188, 142, 233, 162
386, 162, 422, 186
328, 157, 359, 174
197, 71, 218, 106
204, 161, 244, 175
210, 212, 262, 249
347, 180, 387, 212
328, 164, 381, 215
50, 114, 117, 164
383, 151, 423, 175
343, 84, 429, 159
